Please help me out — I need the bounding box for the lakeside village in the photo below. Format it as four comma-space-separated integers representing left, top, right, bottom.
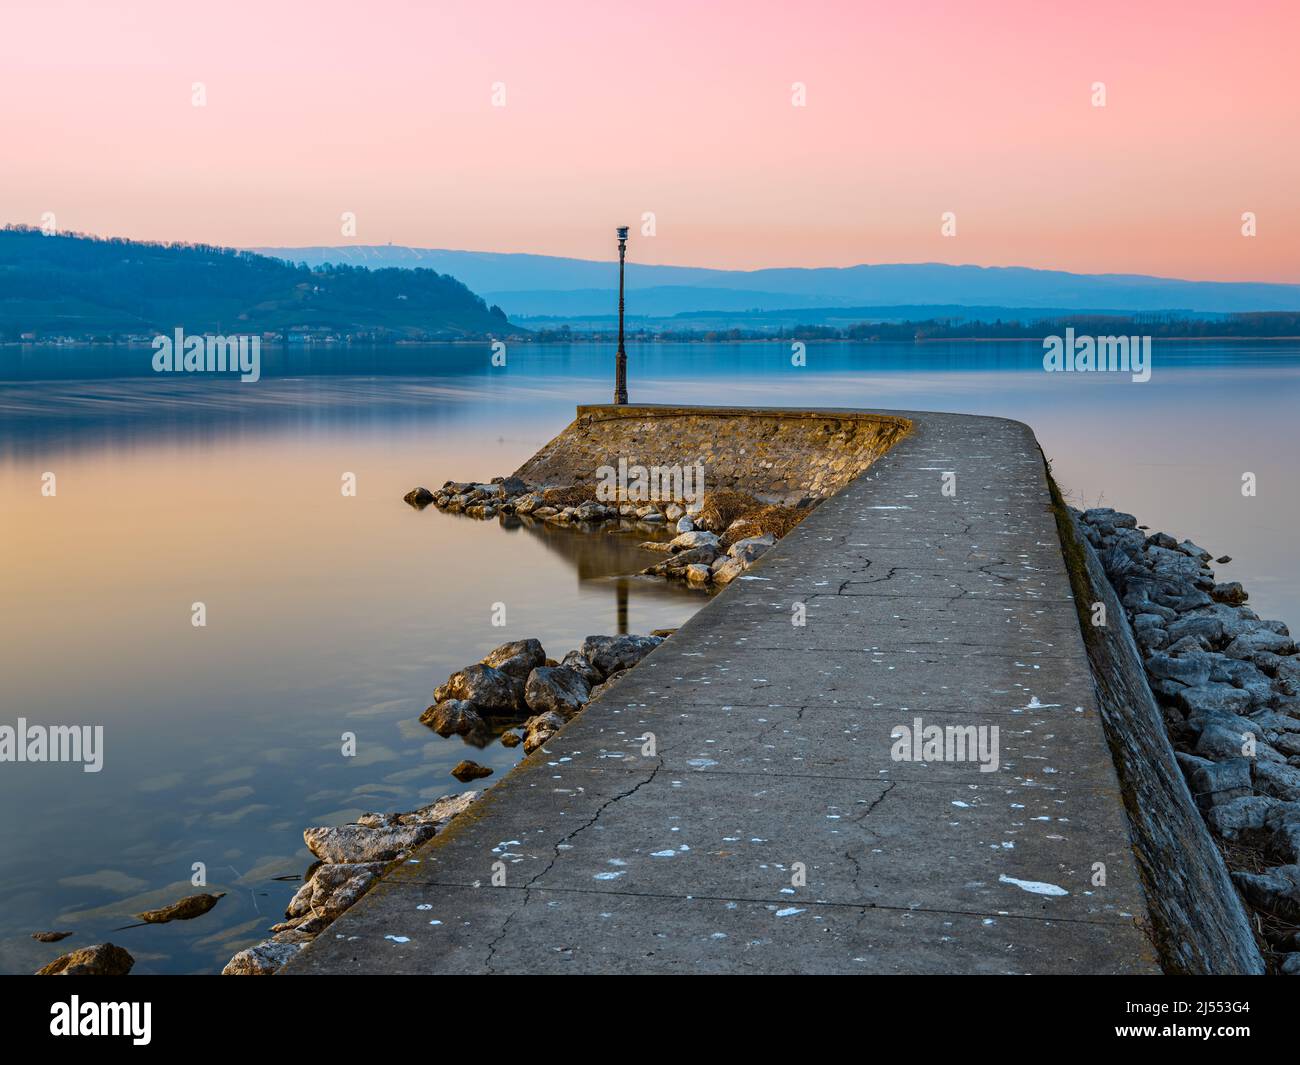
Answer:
10, 312, 1300, 349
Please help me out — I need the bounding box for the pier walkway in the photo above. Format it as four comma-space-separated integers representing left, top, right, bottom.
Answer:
287, 410, 1158, 974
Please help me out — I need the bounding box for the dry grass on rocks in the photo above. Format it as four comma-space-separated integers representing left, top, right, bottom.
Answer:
721, 504, 809, 548
694, 490, 763, 532
541, 485, 597, 507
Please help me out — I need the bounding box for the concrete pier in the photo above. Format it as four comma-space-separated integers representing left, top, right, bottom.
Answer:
287, 410, 1159, 974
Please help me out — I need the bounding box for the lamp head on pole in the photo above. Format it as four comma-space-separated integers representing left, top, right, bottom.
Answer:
616, 225, 629, 244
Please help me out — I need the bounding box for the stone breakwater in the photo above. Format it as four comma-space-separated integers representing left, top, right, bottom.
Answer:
220, 631, 665, 975
1077, 506, 1300, 973
407, 476, 795, 588
220, 790, 481, 975
422, 633, 664, 753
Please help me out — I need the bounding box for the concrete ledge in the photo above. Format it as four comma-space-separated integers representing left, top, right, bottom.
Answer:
513, 403, 912, 505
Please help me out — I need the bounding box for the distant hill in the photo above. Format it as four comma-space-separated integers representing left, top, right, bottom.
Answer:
0, 228, 512, 340
258, 245, 1300, 318
514, 303, 1228, 333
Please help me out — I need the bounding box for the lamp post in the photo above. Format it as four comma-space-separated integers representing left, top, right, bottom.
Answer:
614, 225, 629, 405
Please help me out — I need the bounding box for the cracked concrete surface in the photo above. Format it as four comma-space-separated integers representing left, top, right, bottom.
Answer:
285, 409, 1160, 975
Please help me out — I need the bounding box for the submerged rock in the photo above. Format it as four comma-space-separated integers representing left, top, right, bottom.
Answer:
403, 487, 435, 508
451, 759, 493, 782
36, 943, 134, 976
420, 699, 485, 737
30, 931, 74, 943
135, 892, 226, 924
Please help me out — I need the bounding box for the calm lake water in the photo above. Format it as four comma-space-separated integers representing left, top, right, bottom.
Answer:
2, 339, 1297, 974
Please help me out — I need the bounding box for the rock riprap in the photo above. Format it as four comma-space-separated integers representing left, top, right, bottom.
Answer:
224, 623, 668, 977
1078, 506, 1300, 972
423, 634, 665, 754
404, 474, 805, 589
220, 791, 479, 975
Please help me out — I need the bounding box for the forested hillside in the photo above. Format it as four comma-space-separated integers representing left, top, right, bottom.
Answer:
0, 227, 512, 340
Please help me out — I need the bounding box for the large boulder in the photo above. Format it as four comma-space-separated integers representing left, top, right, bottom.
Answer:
493, 476, 529, 496
523, 711, 567, 754
480, 639, 546, 682
1165, 615, 1226, 648
286, 862, 385, 921
221, 940, 303, 976
712, 557, 748, 585
303, 822, 435, 864
1146, 650, 1213, 689
729, 534, 775, 565
1265, 803, 1300, 862
524, 666, 591, 717
1231, 864, 1300, 921
559, 649, 603, 685
433, 663, 524, 714
1205, 795, 1278, 840
1175, 753, 1252, 810
669, 530, 720, 552
580, 635, 663, 678
1177, 683, 1254, 719
36, 943, 134, 976
1225, 629, 1296, 660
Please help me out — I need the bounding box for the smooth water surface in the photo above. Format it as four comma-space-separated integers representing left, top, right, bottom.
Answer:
1, 340, 1296, 973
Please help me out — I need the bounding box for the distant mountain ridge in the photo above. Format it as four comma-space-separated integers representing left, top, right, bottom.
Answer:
0, 228, 510, 340
257, 244, 1300, 317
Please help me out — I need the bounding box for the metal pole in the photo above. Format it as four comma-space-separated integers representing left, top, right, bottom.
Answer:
614, 226, 629, 404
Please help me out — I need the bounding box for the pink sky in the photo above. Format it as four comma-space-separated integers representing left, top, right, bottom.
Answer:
1, 0, 1296, 280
